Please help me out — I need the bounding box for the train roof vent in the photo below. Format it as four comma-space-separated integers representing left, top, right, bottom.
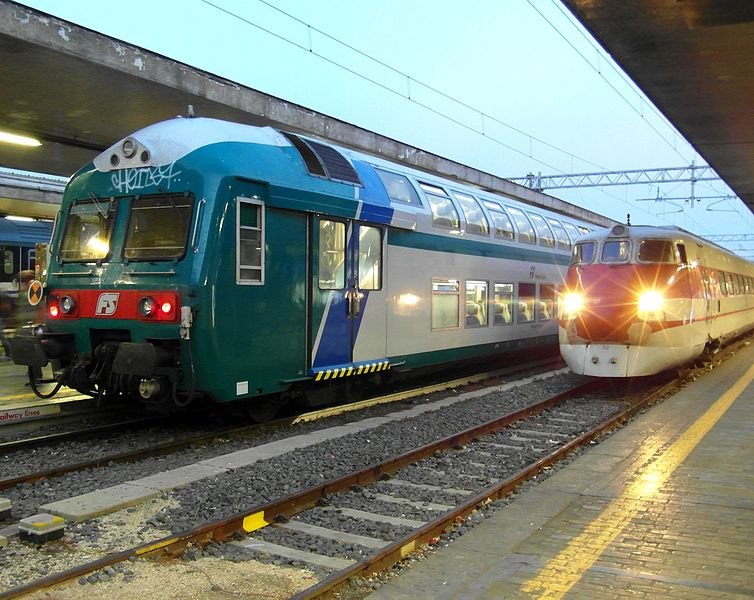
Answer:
282, 132, 362, 185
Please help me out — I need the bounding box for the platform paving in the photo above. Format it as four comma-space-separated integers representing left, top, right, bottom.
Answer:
369, 342, 754, 599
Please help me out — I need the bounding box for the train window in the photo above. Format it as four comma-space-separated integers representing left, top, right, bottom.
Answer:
374, 169, 422, 206
737, 274, 745, 295
507, 208, 536, 244
465, 280, 488, 327
638, 239, 674, 263
570, 242, 595, 265
601, 240, 630, 263
483, 202, 515, 240
318, 220, 346, 290
518, 282, 536, 323
492, 283, 513, 325
358, 226, 382, 290
2, 250, 12, 275
527, 213, 555, 248
237, 199, 264, 284
539, 284, 555, 321
547, 218, 571, 250
453, 192, 489, 236
562, 222, 583, 242
432, 278, 460, 330
676, 243, 688, 265
59, 198, 116, 262
420, 183, 460, 230
124, 194, 194, 262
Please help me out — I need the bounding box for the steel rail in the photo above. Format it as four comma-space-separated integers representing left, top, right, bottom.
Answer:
293, 377, 679, 599
0, 359, 561, 491
0, 376, 600, 599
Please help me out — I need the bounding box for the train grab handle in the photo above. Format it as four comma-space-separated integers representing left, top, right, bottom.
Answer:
191, 198, 206, 253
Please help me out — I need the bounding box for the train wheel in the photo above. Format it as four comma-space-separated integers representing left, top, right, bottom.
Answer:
243, 396, 285, 423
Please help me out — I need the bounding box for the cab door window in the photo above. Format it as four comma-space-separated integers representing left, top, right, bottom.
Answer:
237, 197, 264, 284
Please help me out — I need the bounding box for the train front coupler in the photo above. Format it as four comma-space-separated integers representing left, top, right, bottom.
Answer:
10, 329, 74, 398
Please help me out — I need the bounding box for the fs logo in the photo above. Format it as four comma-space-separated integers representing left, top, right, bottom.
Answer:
95, 293, 120, 316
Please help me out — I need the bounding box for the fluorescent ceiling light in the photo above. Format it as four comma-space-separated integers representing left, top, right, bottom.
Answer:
0, 130, 42, 147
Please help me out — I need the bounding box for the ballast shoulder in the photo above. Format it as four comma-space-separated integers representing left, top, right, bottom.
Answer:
93, 117, 289, 172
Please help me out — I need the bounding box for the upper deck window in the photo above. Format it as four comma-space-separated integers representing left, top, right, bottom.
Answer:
375, 169, 422, 206
547, 218, 571, 250
59, 198, 116, 263
124, 193, 194, 261
638, 239, 675, 263
570, 241, 595, 265
507, 207, 536, 244
562, 222, 583, 243
453, 192, 489, 236
420, 183, 459, 229
601, 240, 630, 263
527, 212, 555, 248
483, 201, 515, 240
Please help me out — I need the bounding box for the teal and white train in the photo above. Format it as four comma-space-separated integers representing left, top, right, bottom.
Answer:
12, 117, 594, 415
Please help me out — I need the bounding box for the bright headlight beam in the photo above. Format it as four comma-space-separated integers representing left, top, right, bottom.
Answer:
638, 290, 663, 312
562, 292, 584, 314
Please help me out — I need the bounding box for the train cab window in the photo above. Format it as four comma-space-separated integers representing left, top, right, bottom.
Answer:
453, 192, 489, 236
237, 198, 264, 283
493, 283, 513, 325
638, 239, 674, 263
547, 218, 571, 251
318, 220, 346, 290
570, 241, 595, 265
507, 207, 536, 244
125, 194, 195, 262
539, 284, 555, 321
465, 280, 488, 327
59, 198, 116, 262
527, 213, 555, 248
420, 183, 460, 229
601, 240, 630, 263
358, 225, 382, 290
483, 202, 515, 240
432, 278, 460, 330
375, 169, 422, 206
518, 282, 536, 323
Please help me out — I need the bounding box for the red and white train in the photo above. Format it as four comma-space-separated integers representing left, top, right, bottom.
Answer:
559, 224, 754, 377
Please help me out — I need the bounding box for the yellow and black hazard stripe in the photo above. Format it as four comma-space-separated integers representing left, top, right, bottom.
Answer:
313, 360, 390, 382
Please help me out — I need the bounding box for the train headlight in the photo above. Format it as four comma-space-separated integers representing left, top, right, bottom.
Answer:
562, 292, 584, 318
59, 295, 77, 314
638, 290, 663, 313
138, 296, 157, 317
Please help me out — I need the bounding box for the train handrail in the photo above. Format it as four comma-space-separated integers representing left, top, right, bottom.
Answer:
191, 198, 206, 254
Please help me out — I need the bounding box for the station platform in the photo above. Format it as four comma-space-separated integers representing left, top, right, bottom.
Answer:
0, 359, 90, 424
370, 341, 754, 599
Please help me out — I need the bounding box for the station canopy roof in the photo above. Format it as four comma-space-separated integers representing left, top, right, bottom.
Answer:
563, 0, 754, 214
1, 1, 752, 220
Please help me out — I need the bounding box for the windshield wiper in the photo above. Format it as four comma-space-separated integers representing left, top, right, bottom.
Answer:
88, 192, 109, 219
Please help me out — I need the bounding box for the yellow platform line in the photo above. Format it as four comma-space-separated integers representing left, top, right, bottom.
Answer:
521, 362, 754, 599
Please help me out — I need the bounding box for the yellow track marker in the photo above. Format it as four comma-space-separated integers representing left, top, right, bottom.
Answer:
522, 362, 754, 599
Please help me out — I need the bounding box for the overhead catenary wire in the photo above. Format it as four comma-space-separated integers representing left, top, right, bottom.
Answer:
197, 0, 730, 236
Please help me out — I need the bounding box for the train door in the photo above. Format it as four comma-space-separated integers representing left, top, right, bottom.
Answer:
309, 217, 387, 373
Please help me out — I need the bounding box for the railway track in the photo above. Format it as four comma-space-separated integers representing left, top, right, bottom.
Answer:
0, 358, 560, 493
0, 373, 677, 599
